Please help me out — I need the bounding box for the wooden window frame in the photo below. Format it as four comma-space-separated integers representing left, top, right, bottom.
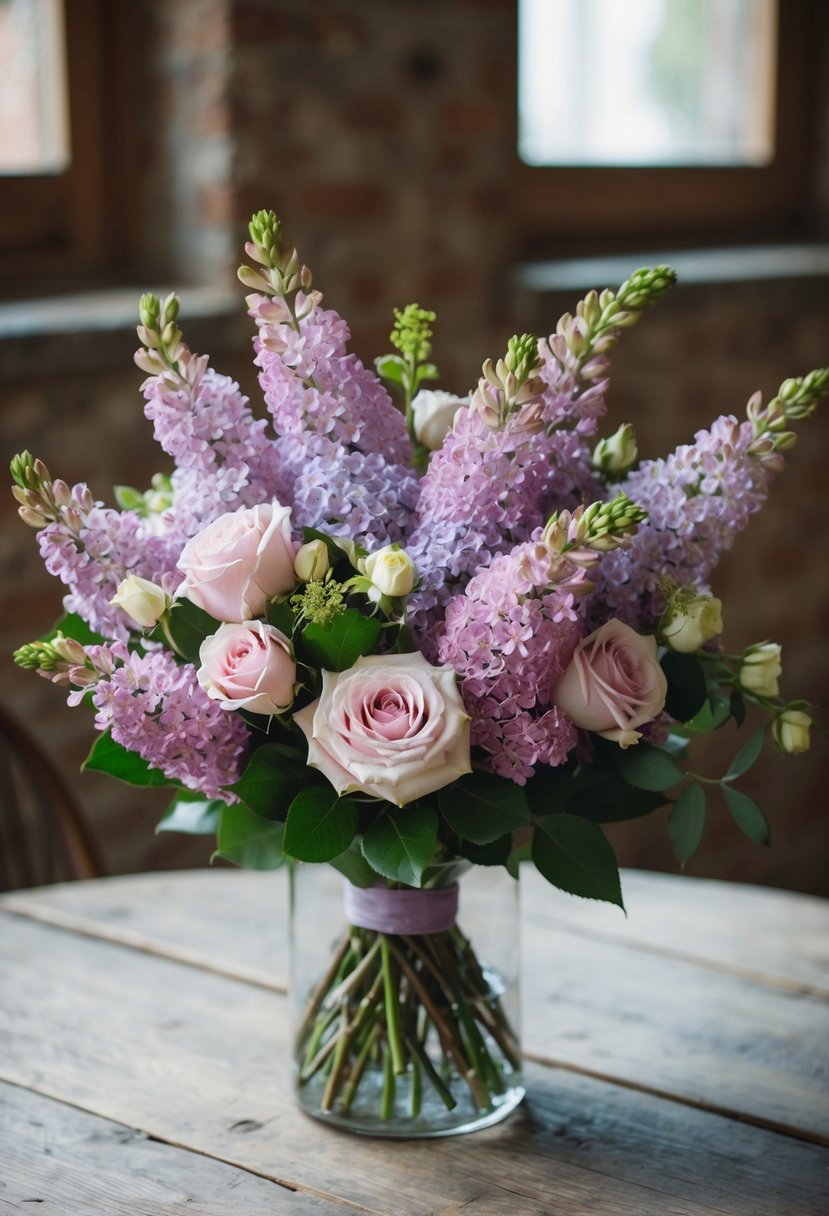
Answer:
515, 0, 819, 258
0, 0, 136, 291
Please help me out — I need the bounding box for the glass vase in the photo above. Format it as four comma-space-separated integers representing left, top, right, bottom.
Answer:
289, 861, 524, 1137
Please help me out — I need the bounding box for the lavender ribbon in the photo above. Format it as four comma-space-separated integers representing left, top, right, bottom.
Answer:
342, 880, 459, 935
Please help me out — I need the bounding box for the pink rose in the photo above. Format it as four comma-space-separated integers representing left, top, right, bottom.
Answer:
294, 652, 471, 806
177, 503, 296, 622
551, 619, 667, 748
197, 621, 296, 715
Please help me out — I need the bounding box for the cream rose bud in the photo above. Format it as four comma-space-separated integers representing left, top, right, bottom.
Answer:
363, 545, 416, 598
660, 594, 723, 653
177, 502, 296, 623
739, 643, 782, 698
197, 621, 296, 715
552, 618, 668, 748
110, 574, 168, 629
294, 539, 330, 582
294, 652, 471, 806
411, 390, 468, 451
772, 708, 811, 754
592, 423, 638, 474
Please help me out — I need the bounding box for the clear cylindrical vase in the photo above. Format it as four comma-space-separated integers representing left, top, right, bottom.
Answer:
289, 862, 524, 1137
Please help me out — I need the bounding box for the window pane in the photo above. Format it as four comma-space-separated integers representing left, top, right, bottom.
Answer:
518, 0, 777, 167
0, 0, 70, 175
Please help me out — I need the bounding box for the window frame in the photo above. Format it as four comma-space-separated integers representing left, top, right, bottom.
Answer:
515, 0, 818, 257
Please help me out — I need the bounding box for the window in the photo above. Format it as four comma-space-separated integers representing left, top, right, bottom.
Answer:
515, 0, 816, 254
0, 0, 135, 289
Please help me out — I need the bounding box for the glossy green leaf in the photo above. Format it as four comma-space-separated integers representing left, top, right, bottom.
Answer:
216, 802, 285, 870
156, 791, 223, 835
617, 744, 684, 791
374, 354, 405, 385
47, 612, 104, 647
361, 805, 439, 888
661, 652, 708, 723
567, 775, 667, 823
265, 598, 297, 637
685, 695, 731, 734
669, 781, 706, 866
438, 772, 530, 844
283, 787, 359, 863
83, 730, 180, 788
165, 597, 222, 665
329, 843, 378, 887
229, 743, 305, 821
724, 726, 766, 782
460, 835, 512, 867
722, 785, 770, 845
532, 815, 624, 908
303, 608, 382, 672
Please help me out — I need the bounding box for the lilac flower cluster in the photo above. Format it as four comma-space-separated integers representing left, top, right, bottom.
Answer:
79, 643, 248, 799
438, 537, 587, 783
595, 415, 771, 628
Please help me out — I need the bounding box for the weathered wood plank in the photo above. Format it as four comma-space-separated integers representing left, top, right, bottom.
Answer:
0, 1081, 355, 1215
1, 915, 827, 1215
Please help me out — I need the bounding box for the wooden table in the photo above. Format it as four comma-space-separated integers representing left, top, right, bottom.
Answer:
1, 868, 827, 1215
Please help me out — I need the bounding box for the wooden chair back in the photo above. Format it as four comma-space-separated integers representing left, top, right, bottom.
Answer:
0, 703, 102, 892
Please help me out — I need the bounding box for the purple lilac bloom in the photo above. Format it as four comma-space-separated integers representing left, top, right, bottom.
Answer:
83, 644, 248, 799
438, 536, 586, 783
592, 415, 771, 629
249, 292, 412, 468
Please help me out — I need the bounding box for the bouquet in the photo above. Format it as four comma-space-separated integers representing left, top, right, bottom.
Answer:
12, 210, 824, 1133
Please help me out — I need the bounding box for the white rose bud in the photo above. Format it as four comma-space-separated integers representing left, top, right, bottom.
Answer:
660, 594, 723, 653
110, 574, 168, 629
593, 423, 638, 474
772, 708, 811, 754
294, 539, 330, 582
739, 642, 782, 698
363, 544, 416, 598
411, 390, 468, 451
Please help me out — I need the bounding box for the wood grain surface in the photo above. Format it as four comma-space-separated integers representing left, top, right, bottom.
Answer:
1, 868, 827, 1215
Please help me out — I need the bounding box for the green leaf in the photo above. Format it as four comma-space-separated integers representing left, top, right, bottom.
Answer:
506, 838, 532, 880
460, 835, 512, 867
229, 743, 305, 820
567, 775, 667, 823
413, 362, 439, 388
617, 744, 684, 791
722, 785, 770, 845
685, 694, 731, 734
265, 598, 297, 637
361, 805, 439, 888
83, 730, 181, 788
165, 597, 222, 665
724, 726, 766, 782
216, 803, 286, 870
47, 612, 104, 647
374, 354, 405, 385
438, 772, 530, 844
283, 787, 359, 863
303, 608, 382, 672
329, 843, 379, 887
661, 652, 708, 723
156, 791, 223, 835
729, 691, 746, 727
532, 815, 624, 908
669, 782, 706, 866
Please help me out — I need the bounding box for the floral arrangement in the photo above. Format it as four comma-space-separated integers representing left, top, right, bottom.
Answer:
11, 211, 824, 1130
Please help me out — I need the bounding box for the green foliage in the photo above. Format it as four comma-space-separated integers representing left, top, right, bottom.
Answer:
566, 774, 668, 823
661, 652, 708, 723
162, 597, 221, 665
669, 782, 706, 866
216, 802, 285, 869
83, 730, 181, 788
283, 788, 360, 863
156, 791, 223, 836
617, 744, 684, 792
724, 726, 766, 782
532, 815, 624, 909
722, 786, 770, 846
229, 743, 305, 821
438, 772, 530, 845
328, 842, 379, 887
302, 608, 381, 672
361, 805, 439, 887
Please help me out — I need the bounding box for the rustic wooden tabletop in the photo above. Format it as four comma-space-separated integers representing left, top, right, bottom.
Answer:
1, 867, 827, 1215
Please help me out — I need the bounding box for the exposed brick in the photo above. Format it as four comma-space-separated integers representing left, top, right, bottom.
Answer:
300, 182, 390, 220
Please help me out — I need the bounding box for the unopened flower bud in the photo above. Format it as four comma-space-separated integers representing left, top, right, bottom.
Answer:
739, 643, 782, 698
593, 423, 638, 474
660, 594, 723, 653
362, 545, 416, 598
772, 708, 811, 755
110, 574, 168, 629
294, 539, 330, 582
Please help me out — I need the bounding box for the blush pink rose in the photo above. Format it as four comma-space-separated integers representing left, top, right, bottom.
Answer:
551, 618, 667, 748
177, 503, 296, 622
294, 652, 471, 806
197, 621, 296, 715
